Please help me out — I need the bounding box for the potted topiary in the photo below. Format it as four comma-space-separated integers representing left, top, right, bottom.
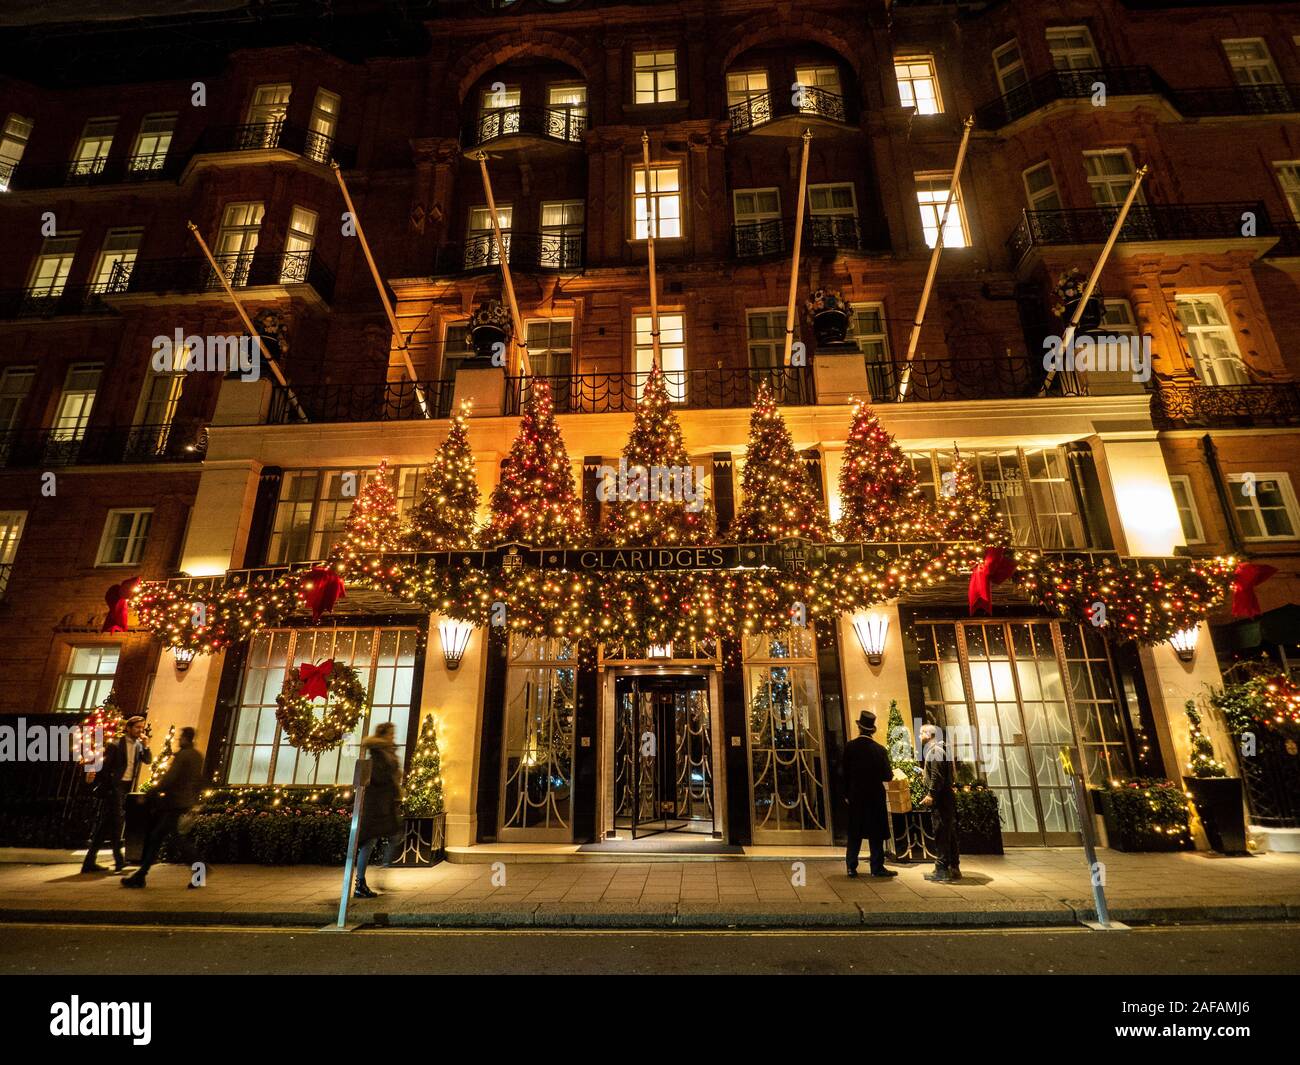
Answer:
399, 714, 446, 865
1051, 267, 1103, 333
884, 700, 916, 814
467, 299, 512, 363
805, 288, 853, 347
1182, 698, 1249, 855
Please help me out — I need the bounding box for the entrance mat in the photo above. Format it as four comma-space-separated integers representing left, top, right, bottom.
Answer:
578, 837, 744, 855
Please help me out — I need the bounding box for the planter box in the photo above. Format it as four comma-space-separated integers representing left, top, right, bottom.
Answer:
885, 780, 912, 814
1095, 788, 1193, 852
1184, 776, 1250, 856
393, 813, 446, 866
886, 799, 1004, 862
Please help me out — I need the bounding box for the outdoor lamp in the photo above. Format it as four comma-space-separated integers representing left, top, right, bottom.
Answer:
173, 647, 195, 674
851, 613, 889, 666
1169, 626, 1198, 662
439, 619, 474, 671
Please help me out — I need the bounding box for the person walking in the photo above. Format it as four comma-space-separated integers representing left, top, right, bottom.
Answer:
919, 723, 961, 882
840, 709, 896, 879
121, 727, 203, 888
354, 721, 403, 899
81, 715, 151, 874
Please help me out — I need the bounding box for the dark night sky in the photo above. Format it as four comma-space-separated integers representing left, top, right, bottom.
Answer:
0, 1, 252, 28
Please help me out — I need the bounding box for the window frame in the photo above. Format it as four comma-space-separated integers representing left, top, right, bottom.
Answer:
0, 113, 34, 189
633, 49, 679, 104
1167, 475, 1205, 544
914, 171, 971, 249
1046, 25, 1101, 70
96, 508, 154, 567
632, 163, 682, 240
1174, 293, 1249, 386
0, 509, 26, 598
1274, 161, 1300, 221
895, 56, 944, 114
1022, 160, 1063, 211
128, 112, 176, 173
633, 311, 686, 401
1222, 37, 1282, 86
1227, 472, 1300, 542
1083, 148, 1144, 207
52, 645, 120, 714
993, 39, 1028, 95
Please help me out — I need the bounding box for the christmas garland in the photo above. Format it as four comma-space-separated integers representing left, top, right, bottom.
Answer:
274, 661, 369, 755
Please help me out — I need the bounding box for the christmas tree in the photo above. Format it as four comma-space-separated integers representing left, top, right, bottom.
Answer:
483, 381, 587, 546
143, 724, 175, 792
885, 699, 925, 804
77, 689, 125, 769
406, 401, 480, 550
403, 714, 445, 816
733, 383, 829, 542
1185, 699, 1226, 778
599, 364, 714, 545
938, 447, 1006, 545
329, 461, 405, 589
836, 400, 937, 541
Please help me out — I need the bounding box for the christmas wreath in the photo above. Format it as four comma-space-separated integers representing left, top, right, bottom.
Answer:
275, 659, 369, 755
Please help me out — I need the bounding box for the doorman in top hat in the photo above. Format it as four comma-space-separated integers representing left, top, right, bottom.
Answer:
840, 710, 897, 878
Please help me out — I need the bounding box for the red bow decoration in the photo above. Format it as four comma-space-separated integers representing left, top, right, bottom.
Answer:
968, 548, 1016, 616
302, 567, 345, 623
1231, 562, 1277, 619
101, 578, 140, 633
297, 659, 335, 700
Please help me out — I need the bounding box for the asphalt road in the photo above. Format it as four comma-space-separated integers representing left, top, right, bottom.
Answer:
1, 921, 1297, 975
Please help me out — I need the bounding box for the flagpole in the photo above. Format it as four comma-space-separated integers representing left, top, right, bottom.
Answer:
640, 131, 662, 370
896, 115, 975, 401
473, 151, 530, 378
783, 129, 813, 367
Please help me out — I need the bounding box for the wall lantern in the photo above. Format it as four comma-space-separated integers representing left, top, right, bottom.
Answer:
439, 619, 474, 671
1169, 626, 1198, 663
173, 647, 195, 674
851, 614, 890, 666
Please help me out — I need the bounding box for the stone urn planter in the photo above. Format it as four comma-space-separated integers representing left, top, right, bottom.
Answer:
467, 299, 512, 363
805, 288, 853, 347
1052, 268, 1103, 333
1183, 776, 1250, 855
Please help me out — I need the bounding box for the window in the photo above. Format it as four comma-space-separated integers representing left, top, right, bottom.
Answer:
441, 323, 470, 391
848, 305, 893, 398
53, 646, 120, 713
213, 202, 265, 286
128, 113, 175, 174
281, 206, 318, 282
727, 70, 769, 107
1083, 149, 1142, 206
540, 200, 583, 268
70, 118, 116, 179
547, 84, 586, 139
91, 227, 141, 291
809, 183, 858, 247
306, 88, 340, 162
0, 511, 25, 598
52, 364, 101, 442
1046, 26, 1101, 70
994, 40, 1028, 94
0, 114, 34, 189
746, 310, 790, 370
915, 173, 970, 248
246, 83, 291, 142
634, 312, 686, 401
895, 57, 943, 114
27, 234, 79, 297
466, 203, 512, 267
1275, 163, 1300, 220
525, 319, 573, 377
137, 339, 188, 432
633, 165, 681, 239
1175, 295, 1249, 385
479, 85, 521, 140
97, 509, 152, 566
226, 627, 418, 786
634, 50, 677, 104
1168, 476, 1204, 543
733, 187, 782, 255
1100, 299, 1137, 334
1023, 161, 1062, 211
795, 65, 842, 98
1229, 473, 1298, 540
0, 367, 34, 437
1223, 38, 1281, 85
809, 183, 857, 218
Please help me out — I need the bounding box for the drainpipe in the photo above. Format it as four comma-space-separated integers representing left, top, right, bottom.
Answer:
1200, 433, 1246, 555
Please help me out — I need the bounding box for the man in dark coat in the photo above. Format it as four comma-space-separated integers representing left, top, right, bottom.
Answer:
354, 722, 403, 899
81, 715, 151, 874
840, 710, 896, 878
122, 727, 203, 888
919, 723, 961, 882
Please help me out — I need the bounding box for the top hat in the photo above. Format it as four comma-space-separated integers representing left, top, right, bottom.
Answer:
856, 710, 877, 733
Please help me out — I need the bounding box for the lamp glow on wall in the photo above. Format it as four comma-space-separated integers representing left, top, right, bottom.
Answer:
1169, 625, 1199, 662
173, 647, 195, 674
851, 613, 890, 666
438, 619, 474, 671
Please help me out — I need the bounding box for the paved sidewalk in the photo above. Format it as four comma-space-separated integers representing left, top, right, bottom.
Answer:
2, 848, 1299, 928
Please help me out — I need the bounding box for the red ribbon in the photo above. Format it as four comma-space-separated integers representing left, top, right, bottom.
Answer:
101, 578, 140, 633
297, 659, 335, 700
968, 547, 1015, 616
302, 567, 345, 623
1231, 562, 1277, 618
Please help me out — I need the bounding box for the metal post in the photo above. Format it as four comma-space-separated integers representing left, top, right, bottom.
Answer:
897, 116, 975, 401
473, 151, 530, 377
639, 132, 663, 370
332, 756, 371, 930
782, 130, 813, 367
1059, 746, 1122, 930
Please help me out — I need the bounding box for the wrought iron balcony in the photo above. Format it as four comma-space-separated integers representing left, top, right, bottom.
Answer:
863, 354, 1086, 403
732, 216, 863, 258
507, 366, 814, 415
107, 250, 335, 302
0, 423, 208, 468
1, 151, 184, 191
433, 231, 584, 275
1008, 201, 1272, 262
0, 284, 116, 320
1150, 381, 1300, 429
465, 106, 586, 148
193, 121, 356, 168
268, 379, 457, 424
975, 66, 1166, 129
1170, 82, 1300, 117
1268, 221, 1300, 258
728, 86, 849, 134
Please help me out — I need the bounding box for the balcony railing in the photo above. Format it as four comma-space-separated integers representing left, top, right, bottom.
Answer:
0, 423, 208, 468
107, 250, 335, 302
975, 66, 1166, 128
268, 379, 458, 424
465, 106, 587, 147
507, 366, 815, 414
728, 85, 849, 134
2, 151, 184, 191
194, 121, 356, 168
863, 355, 1086, 403
1008, 201, 1271, 262
0, 283, 116, 320
1170, 82, 1300, 117
732, 216, 862, 258
1150, 382, 1300, 429
434, 231, 584, 275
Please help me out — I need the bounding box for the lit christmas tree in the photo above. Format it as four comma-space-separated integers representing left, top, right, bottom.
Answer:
403, 714, 445, 817
1185, 699, 1226, 778
836, 399, 936, 541
329, 461, 405, 589
938, 447, 1006, 546
483, 381, 587, 546
143, 724, 176, 792
885, 699, 925, 804
733, 383, 829, 542
77, 689, 125, 769
406, 401, 481, 550
599, 364, 715, 545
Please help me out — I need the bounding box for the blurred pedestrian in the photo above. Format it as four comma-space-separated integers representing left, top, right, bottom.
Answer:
81, 715, 150, 874
122, 727, 203, 888
354, 722, 403, 899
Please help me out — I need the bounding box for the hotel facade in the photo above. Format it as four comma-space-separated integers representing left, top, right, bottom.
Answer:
1, 0, 1299, 852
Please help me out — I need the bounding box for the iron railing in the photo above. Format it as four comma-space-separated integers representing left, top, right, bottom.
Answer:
864, 354, 1086, 403
1171, 82, 1300, 117
1008, 201, 1271, 262
434, 231, 584, 275
2, 151, 184, 190
0, 423, 208, 468
107, 250, 335, 301
268, 379, 457, 423
0, 283, 116, 320
507, 366, 814, 414
728, 85, 849, 134
1149, 382, 1300, 429
194, 121, 356, 167
732, 215, 864, 258
465, 106, 586, 147
975, 66, 1166, 128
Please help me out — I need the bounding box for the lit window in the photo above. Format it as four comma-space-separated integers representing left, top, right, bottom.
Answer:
1168, 476, 1204, 543
247, 83, 291, 126
1274, 162, 1300, 221
0, 367, 34, 440
633, 165, 681, 239
634, 50, 677, 104
479, 85, 522, 140
213, 202, 265, 286
726, 70, 769, 107
306, 88, 340, 162
0, 510, 25, 598
994, 39, 1028, 94
1083, 149, 1142, 207
547, 84, 586, 139
915, 173, 970, 248
1222, 38, 1281, 86
1228, 473, 1299, 540
97, 509, 153, 566
795, 65, 841, 97
51, 364, 101, 443
70, 118, 116, 179
634, 313, 686, 401
1046, 26, 1101, 70
128, 113, 175, 174
525, 319, 574, 377
0, 114, 34, 189
27, 234, 80, 298
1175, 295, 1248, 386
745, 310, 790, 370
895, 57, 943, 114
466, 203, 512, 268
733, 188, 782, 255
91, 227, 142, 292
1022, 161, 1062, 210
53, 646, 120, 713
281, 206, 318, 282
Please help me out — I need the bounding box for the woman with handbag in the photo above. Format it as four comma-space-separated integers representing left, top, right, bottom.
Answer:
354, 721, 403, 899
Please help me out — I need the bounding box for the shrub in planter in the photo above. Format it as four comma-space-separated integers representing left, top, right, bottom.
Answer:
1094, 778, 1192, 852
163, 786, 355, 865
955, 785, 1003, 854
